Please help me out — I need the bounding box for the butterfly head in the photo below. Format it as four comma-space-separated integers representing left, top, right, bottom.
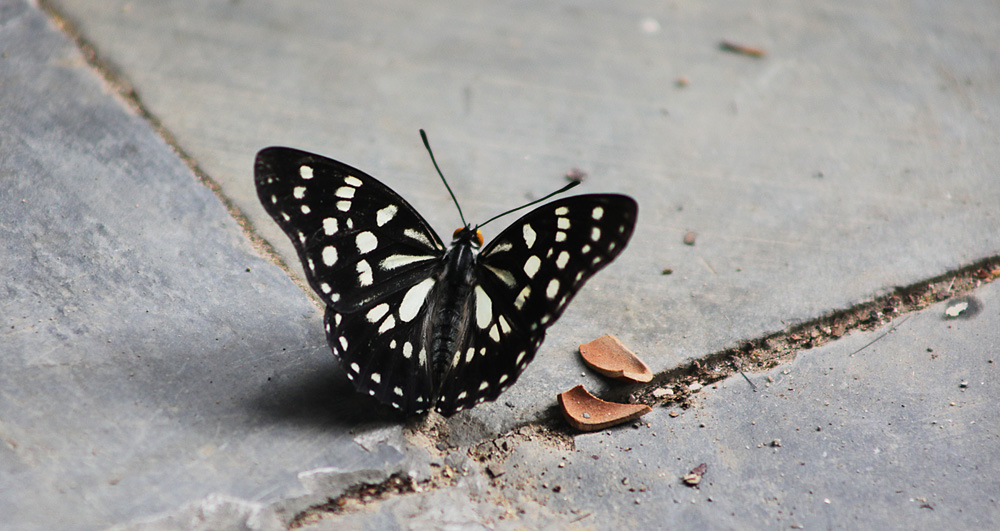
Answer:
452, 226, 484, 248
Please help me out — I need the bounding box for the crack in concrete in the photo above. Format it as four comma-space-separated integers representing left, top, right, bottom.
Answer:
288, 471, 460, 529
624, 256, 1000, 410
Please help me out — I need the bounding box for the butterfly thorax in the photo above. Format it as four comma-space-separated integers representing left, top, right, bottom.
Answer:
427, 227, 480, 390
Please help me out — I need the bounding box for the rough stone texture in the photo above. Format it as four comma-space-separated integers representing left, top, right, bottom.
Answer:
494, 280, 1000, 529
0, 2, 430, 529
1, 0, 998, 528
44, 0, 1000, 436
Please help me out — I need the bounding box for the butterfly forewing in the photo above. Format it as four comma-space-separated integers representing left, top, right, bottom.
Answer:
256, 147, 446, 412
434, 195, 638, 415
255, 147, 446, 311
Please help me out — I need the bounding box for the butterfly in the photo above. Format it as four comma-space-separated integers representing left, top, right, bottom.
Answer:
255, 131, 637, 416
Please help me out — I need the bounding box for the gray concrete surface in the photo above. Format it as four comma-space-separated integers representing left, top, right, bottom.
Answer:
2, 0, 998, 528
44, 0, 1000, 435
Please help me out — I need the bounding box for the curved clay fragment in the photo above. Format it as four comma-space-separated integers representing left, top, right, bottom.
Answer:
558, 385, 652, 431
579, 334, 653, 383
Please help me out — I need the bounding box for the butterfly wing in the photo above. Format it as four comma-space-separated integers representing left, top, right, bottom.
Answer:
433, 194, 638, 415
255, 147, 447, 412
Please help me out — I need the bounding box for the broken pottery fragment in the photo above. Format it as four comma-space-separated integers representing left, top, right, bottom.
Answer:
558, 385, 652, 431
579, 334, 653, 383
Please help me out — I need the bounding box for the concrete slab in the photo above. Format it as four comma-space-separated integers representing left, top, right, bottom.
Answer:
490, 279, 1000, 529
0, 2, 432, 529
2, 0, 998, 528
44, 0, 1000, 435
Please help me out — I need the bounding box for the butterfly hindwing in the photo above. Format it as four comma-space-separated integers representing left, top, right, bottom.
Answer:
255, 147, 446, 312
433, 195, 638, 415
325, 290, 435, 414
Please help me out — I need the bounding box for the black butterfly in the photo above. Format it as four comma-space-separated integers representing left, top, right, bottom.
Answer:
255, 132, 637, 416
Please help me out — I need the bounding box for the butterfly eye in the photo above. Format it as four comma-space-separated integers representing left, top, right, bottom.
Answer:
474, 229, 484, 247
452, 227, 463, 240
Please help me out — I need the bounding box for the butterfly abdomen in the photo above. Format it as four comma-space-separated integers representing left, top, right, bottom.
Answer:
428, 234, 479, 391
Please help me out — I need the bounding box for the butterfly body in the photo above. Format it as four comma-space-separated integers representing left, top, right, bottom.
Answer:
256, 145, 637, 416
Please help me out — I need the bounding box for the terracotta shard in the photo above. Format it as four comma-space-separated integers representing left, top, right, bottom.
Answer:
558, 385, 652, 431
579, 334, 653, 383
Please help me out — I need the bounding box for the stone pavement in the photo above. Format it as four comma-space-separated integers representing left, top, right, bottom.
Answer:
2, 0, 998, 528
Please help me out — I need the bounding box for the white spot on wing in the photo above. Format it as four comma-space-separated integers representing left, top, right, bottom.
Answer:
546, 278, 560, 299
556, 251, 570, 269
479, 381, 489, 391
514, 286, 530, 309
322, 246, 337, 266
366, 303, 389, 323
381, 254, 434, 270
466, 348, 475, 363
474, 285, 492, 329
403, 342, 413, 358
379, 315, 395, 333
555, 206, 569, 215
404, 228, 434, 249
555, 231, 566, 242
499, 315, 511, 334
483, 265, 516, 287
339, 336, 349, 350
488, 241, 513, 254
323, 217, 338, 235
337, 201, 351, 212
350, 362, 360, 373
293, 186, 306, 199
320, 283, 331, 293
400, 278, 435, 322
592, 206, 604, 220
376, 205, 398, 226
591, 227, 601, 241
489, 324, 500, 342
523, 224, 536, 248
300, 165, 314, 179
370, 372, 381, 384
344, 176, 363, 187
523, 255, 541, 278
356, 231, 378, 254
357, 260, 373, 286
300, 205, 311, 215
557, 217, 570, 230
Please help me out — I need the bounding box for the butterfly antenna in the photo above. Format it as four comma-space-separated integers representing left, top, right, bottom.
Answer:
420, 129, 468, 227
477, 180, 580, 229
